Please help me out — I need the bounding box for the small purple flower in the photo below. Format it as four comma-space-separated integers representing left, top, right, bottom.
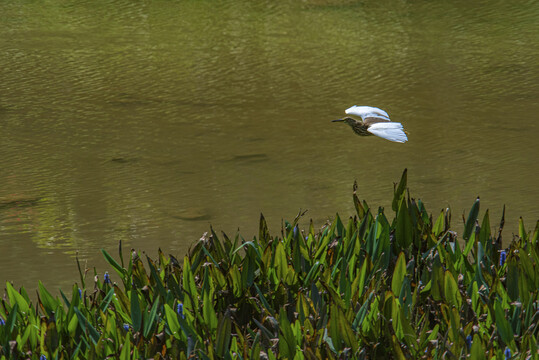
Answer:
176, 303, 185, 319
78, 289, 82, 299
123, 324, 130, 332
499, 250, 507, 266
465, 335, 472, 349
40, 355, 47, 360
293, 226, 298, 237
104, 272, 111, 284
504, 347, 511, 359
0, 318, 5, 326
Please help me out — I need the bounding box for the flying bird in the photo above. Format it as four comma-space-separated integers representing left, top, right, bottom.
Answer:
332, 106, 408, 143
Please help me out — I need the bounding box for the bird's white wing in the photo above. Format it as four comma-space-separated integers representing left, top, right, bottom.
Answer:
367, 122, 408, 143
345, 106, 390, 120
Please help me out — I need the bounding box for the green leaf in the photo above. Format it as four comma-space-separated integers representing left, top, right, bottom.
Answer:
353, 180, 366, 218
392, 168, 407, 212
215, 313, 232, 357
352, 259, 368, 299
253, 318, 275, 341
130, 290, 142, 333
506, 258, 519, 302
73, 306, 100, 344
119, 333, 131, 360
399, 278, 413, 317
391, 334, 407, 360
59, 288, 72, 309
20, 321, 32, 348
250, 332, 261, 360
164, 304, 181, 339
444, 271, 461, 308
99, 288, 116, 313
203, 290, 218, 333
494, 299, 514, 346
274, 241, 288, 281
396, 200, 413, 248
232, 241, 262, 262
143, 298, 160, 339
5, 303, 18, 335
38, 281, 59, 316
518, 253, 535, 294
182, 256, 198, 311
101, 249, 126, 279
278, 308, 296, 358
391, 252, 406, 295
430, 260, 444, 301
200, 244, 220, 268
132, 256, 150, 287
254, 283, 275, 317
391, 297, 415, 348
463, 230, 476, 256
70, 342, 82, 360
229, 265, 243, 298
178, 312, 198, 343
425, 324, 439, 343
304, 261, 321, 285
352, 292, 372, 330
259, 213, 271, 245
365, 219, 380, 258
447, 306, 461, 344
113, 284, 130, 314
479, 210, 491, 246
463, 197, 480, 240
518, 217, 528, 241
67, 312, 78, 335
433, 210, 445, 237
330, 303, 358, 353
531, 220, 539, 245
146, 257, 167, 298
470, 334, 486, 359
6, 282, 30, 315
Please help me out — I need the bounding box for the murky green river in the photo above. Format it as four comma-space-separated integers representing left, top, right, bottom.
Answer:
0, 0, 537, 294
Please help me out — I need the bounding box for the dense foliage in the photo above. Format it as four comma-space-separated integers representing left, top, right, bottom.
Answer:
1, 170, 538, 359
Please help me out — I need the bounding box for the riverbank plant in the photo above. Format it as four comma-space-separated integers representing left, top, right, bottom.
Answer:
1, 170, 538, 359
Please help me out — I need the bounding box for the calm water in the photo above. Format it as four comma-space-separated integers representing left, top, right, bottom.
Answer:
1, 0, 538, 294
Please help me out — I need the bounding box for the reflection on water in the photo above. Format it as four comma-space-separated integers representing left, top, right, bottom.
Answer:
0, 0, 537, 293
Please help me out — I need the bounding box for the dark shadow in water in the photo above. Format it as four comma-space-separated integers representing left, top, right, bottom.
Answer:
225, 153, 269, 164
0, 197, 42, 211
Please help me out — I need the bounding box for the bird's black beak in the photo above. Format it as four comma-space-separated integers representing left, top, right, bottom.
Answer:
332, 119, 344, 122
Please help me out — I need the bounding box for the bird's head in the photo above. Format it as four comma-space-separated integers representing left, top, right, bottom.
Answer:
332, 117, 357, 126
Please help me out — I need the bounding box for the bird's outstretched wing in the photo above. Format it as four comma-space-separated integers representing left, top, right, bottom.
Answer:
367, 122, 408, 143
345, 106, 390, 121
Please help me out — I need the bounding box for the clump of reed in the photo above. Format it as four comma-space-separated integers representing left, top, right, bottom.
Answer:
1, 169, 537, 359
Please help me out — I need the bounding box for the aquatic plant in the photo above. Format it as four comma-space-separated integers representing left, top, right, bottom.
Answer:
0, 169, 537, 359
